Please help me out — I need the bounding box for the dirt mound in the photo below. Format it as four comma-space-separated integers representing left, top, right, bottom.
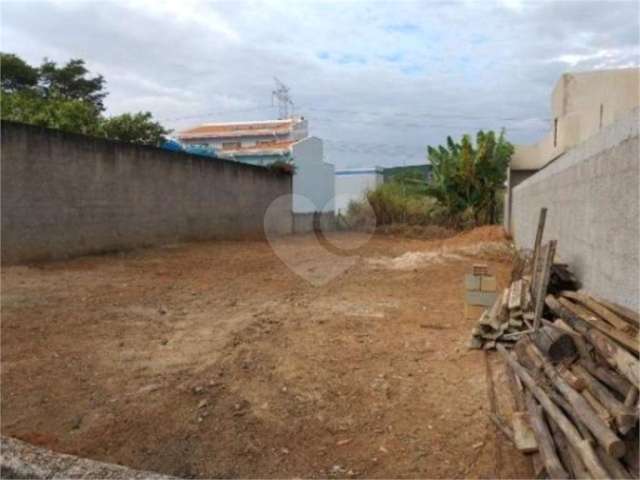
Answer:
368, 250, 465, 270
444, 225, 511, 247
376, 224, 457, 240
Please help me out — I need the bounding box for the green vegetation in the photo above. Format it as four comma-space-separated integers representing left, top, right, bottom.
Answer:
427, 130, 512, 225
345, 130, 513, 229
0, 53, 169, 146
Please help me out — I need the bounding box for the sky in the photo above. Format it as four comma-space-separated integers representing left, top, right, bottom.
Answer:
1, 0, 639, 168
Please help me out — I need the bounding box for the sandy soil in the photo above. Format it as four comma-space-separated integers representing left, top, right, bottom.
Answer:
1, 228, 532, 478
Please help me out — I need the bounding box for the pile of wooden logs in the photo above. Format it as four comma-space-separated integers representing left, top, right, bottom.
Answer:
487, 208, 640, 478
499, 291, 639, 479
468, 277, 534, 350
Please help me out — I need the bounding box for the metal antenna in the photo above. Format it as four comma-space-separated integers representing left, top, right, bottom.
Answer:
272, 77, 294, 119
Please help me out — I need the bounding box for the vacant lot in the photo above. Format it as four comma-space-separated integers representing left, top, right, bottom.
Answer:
2, 227, 532, 478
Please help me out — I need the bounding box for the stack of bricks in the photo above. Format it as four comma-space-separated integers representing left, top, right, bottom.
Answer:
464, 264, 497, 320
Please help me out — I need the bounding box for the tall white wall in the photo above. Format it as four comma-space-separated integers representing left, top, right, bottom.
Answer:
334, 170, 384, 214
511, 109, 639, 310
291, 137, 335, 213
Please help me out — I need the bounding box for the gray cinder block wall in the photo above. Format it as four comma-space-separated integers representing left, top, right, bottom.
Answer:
1, 122, 293, 264
511, 109, 639, 311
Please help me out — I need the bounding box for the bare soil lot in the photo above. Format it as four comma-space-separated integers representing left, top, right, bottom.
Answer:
2, 228, 532, 478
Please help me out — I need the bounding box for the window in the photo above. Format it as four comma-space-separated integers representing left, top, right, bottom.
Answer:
257, 139, 276, 146
222, 141, 241, 150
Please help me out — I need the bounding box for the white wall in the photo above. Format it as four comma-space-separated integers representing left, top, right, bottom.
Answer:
291, 137, 335, 213
334, 169, 384, 214
511, 108, 639, 310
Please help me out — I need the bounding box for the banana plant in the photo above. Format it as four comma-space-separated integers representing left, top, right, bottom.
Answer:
426, 130, 513, 225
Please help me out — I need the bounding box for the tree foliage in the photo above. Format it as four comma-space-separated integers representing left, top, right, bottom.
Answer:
0, 91, 102, 135
0, 53, 39, 91
0, 52, 169, 146
426, 130, 513, 225
99, 112, 169, 146
38, 58, 107, 111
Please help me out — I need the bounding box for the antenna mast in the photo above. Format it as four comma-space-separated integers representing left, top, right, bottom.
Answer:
272, 77, 294, 119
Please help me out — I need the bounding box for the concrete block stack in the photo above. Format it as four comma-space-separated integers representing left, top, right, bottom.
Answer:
464, 264, 498, 321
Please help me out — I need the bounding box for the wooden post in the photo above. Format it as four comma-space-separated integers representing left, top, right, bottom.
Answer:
530, 207, 548, 289
533, 240, 556, 331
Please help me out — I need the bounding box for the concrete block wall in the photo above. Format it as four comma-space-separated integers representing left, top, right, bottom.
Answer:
511, 108, 639, 311
1, 122, 293, 264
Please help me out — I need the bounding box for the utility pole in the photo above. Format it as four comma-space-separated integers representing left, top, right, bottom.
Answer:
272, 77, 294, 119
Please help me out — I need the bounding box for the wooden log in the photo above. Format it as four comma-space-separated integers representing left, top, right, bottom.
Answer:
572, 364, 638, 435
497, 344, 609, 478
579, 358, 633, 399
548, 416, 592, 479
560, 297, 639, 354
498, 288, 510, 322
591, 296, 640, 329
582, 389, 614, 426
622, 427, 640, 478
561, 290, 635, 333
624, 387, 638, 408
546, 295, 640, 387
508, 280, 523, 311
531, 325, 577, 363
512, 411, 538, 453
505, 359, 545, 477
486, 295, 503, 330
526, 343, 626, 458
523, 283, 533, 311
558, 365, 586, 391
533, 241, 556, 331
524, 390, 569, 479
550, 319, 593, 360
595, 446, 634, 479
548, 390, 595, 443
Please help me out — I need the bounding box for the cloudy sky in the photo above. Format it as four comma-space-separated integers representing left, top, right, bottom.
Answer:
2, 0, 638, 168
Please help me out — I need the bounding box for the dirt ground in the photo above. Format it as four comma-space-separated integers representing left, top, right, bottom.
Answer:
1, 227, 533, 478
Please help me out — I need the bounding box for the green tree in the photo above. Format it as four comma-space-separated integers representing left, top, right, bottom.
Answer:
1, 91, 101, 135
99, 112, 170, 146
38, 58, 107, 111
0, 53, 39, 91
427, 130, 513, 225
1, 52, 170, 146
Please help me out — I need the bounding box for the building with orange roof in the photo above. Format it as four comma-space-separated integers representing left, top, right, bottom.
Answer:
176, 117, 335, 231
